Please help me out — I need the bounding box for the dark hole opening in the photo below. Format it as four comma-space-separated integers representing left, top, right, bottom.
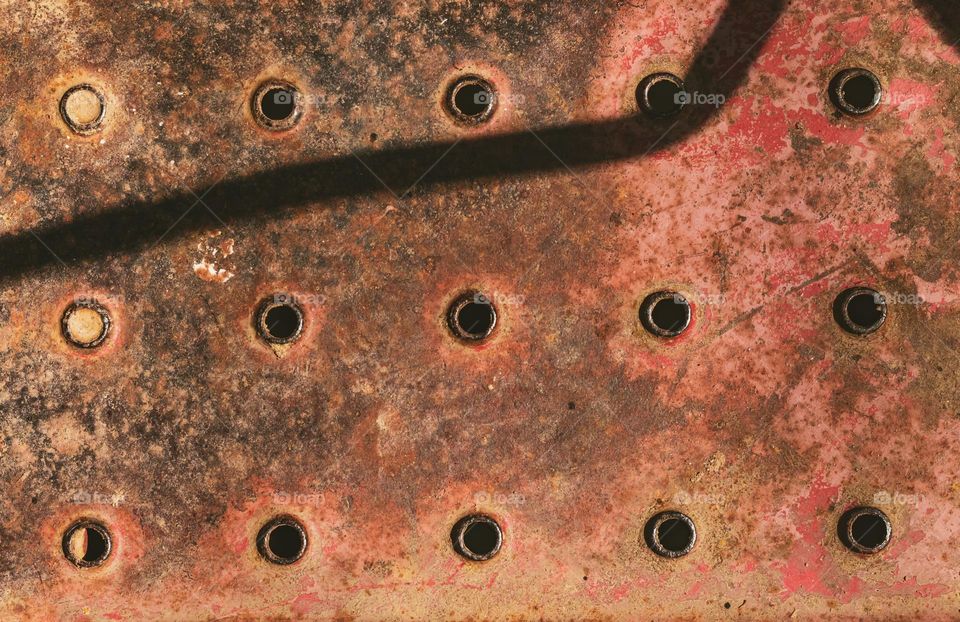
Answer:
462, 520, 500, 558
651, 297, 690, 333
457, 302, 495, 337
641, 292, 691, 337
267, 524, 305, 561
841, 74, 879, 111
846, 293, 883, 329
850, 513, 889, 550
636, 74, 685, 118
81, 526, 108, 563
453, 83, 493, 118
834, 288, 885, 334
647, 79, 683, 116
261, 88, 296, 121
657, 517, 694, 553
264, 304, 302, 341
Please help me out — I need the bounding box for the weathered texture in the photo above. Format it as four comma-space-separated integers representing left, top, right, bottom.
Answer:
0, 0, 959, 619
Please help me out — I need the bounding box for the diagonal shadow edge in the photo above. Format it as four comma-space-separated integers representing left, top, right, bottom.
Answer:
0, 0, 787, 285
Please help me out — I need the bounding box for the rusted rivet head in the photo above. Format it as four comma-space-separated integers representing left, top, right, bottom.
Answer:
446, 75, 497, 125
639, 291, 691, 338
447, 291, 497, 342
644, 511, 697, 558
62, 519, 112, 568
59, 84, 106, 135
256, 295, 304, 344
838, 507, 891, 554
252, 80, 304, 131
833, 287, 886, 335
451, 514, 502, 561
829, 68, 882, 116
636, 72, 686, 118
257, 515, 308, 565
61, 300, 111, 348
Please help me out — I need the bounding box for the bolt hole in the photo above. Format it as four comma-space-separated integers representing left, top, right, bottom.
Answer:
257, 516, 308, 565
451, 514, 502, 561
61, 300, 111, 348
62, 520, 112, 568
833, 287, 886, 335
447, 291, 497, 342
59, 84, 106, 135
256, 296, 304, 344
446, 76, 496, 125
252, 81, 303, 130
640, 291, 691, 338
636, 73, 686, 118
644, 511, 696, 558
830, 68, 882, 115
838, 507, 891, 554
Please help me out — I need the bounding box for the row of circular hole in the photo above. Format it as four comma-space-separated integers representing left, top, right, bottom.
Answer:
60, 286, 888, 349
62, 505, 892, 569
58, 66, 883, 136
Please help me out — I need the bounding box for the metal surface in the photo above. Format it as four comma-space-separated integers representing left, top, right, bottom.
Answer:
1, 0, 959, 619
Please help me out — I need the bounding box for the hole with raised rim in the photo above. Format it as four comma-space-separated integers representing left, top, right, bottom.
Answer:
639, 291, 691, 338
451, 514, 502, 561
62, 520, 112, 568
257, 516, 308, 564
644, 511, 696, 558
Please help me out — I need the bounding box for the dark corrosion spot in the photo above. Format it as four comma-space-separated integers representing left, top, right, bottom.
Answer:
446, 76, 496, 125
636, 73, 686, 118
447, 291, 497, 342
644, 511, 696, 558
61, 299, 111, 349
833, 287, 886, 335
252, 80, 303, 130
257, 516, 308, 565
829, 68, 882, 116
256, 296, 304, 344
838, 507, 891, 554
640, 291, 691, 338
451, 514, 502, 561
62, 520, 112, 568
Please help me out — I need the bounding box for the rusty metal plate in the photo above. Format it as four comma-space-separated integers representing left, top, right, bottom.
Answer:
2, 0, 960, 619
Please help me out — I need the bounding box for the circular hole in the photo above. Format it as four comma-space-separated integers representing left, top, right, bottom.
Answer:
257, 516, 308, 565
447, 291, 497, 342
256, 296, 304, 344
639, 291, 691, 338
446, 76, 496, 125
59, 84, 106, 135
451, 514, 502, 561
838, 507, 891, 554
830, 68, 882, 116
62, 520, 112, 568
644, 511, 697, 558
61, 300, 111, 348
636, 73, 686, 118
833, 287, 886, 335
252, 81, 303, 130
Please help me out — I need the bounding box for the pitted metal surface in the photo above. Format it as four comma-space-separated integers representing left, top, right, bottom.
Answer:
1, 1, 960, 620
